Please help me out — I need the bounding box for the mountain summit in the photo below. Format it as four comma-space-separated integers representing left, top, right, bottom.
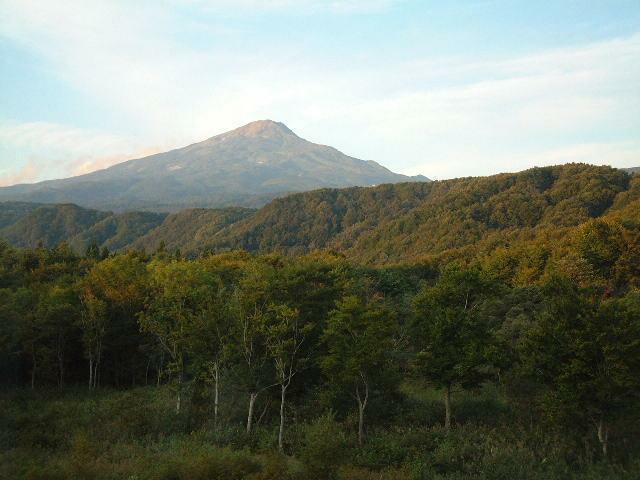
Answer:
223, 119, 296, 137
0, 120, 429, 211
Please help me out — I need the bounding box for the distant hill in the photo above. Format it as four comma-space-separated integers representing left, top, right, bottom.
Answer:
129, 207, 254, 253
1, 164, 637, 263
0, 204, 110, 248
68, 211, 167, 253
204, 163, 634, 263
0, 202, 43, 230
0, 120, 428, 212
624, 167, 640, 175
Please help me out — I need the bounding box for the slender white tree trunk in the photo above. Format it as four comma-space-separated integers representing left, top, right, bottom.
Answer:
357, 399, 365, 446
89, 357, 93, 389
246, 392, 258, 433
597, 417, 609, 458
175, 368, 183, 414
278, 384, 287, 451
444, 384, 452, 432
213, 363, 220, 427
356, 377, 368, 447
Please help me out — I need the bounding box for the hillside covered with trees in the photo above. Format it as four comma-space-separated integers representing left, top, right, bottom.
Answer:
1, 163, 639, 479
1, 164, 638, 267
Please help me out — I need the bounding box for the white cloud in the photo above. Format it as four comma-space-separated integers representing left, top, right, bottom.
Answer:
0, 0, 637, 183
179, 0, 400, 14
0, 161, 39, 187
0, 121, 165, 184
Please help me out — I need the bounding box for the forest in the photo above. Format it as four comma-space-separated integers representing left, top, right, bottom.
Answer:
1, 197, 639, 480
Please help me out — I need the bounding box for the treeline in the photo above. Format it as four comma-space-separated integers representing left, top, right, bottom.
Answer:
1, 230, 639, 465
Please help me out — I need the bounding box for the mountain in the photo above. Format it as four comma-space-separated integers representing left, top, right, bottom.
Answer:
2, 163, 636, 264
0, 120, 428, 212
0, 203, 166, 250
0, 202, 44, 229
0, 203, 110, 248
624, 167, 640, 175
67, 211, 167, 253
129, 207, 254, 253
202, 163, 634, 263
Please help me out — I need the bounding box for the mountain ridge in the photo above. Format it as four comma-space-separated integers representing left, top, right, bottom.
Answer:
0, 120, 428, 212
1, 163, 637, 265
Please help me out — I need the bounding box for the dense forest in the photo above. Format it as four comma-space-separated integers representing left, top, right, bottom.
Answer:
1, 163, 639, 478
2, 164, 638, 265
2, 180, 640, 478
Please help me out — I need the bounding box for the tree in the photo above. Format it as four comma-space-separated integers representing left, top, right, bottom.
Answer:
138, 259, 218, 413
190, 273, 231, 427
263, 303, 312, 451
411, 265, 495, 431
81, 253, 148, 388
10, 288, 41, 388
321, 294, 395, 446
38, 284, 79, 387
228, 271, 274, 434
79, 290, 107, 389
523, 277, 640, 458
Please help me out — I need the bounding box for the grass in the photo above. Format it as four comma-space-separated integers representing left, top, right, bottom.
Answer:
1, 383, 637, 479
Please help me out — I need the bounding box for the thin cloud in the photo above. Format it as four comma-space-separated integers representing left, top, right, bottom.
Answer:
0, 161, 39, 187
179, 0, 401, 14
0, 121, 161, 183
0, 1, 637, 183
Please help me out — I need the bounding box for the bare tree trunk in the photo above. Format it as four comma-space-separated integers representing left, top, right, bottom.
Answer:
145, 358, 150, 385
597, 417, 609, 458
92, 348, 101, 389
156, 353, 163, 386
357, 399, 365, 446
175, 368, 183, 414
444, 385, 452, 431
89, 357, 93, 389
246, 392, 258, 434
213, 362, 220, 427
256, 398, 271, 427
93, 341, 102, 389
356, 377, 369, 447
278, 384, 287, 451
92, 361, 98, 389
444, 384, 452, 432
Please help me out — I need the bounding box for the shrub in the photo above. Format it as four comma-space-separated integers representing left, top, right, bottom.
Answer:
299, 413, 349, 479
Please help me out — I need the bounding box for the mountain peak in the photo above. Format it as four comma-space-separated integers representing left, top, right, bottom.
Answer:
228, 119, 296, 138
0, 119, 428, 211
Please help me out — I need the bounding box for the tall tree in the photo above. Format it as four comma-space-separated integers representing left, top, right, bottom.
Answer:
139, 259, 218, 413
263, 303, 312, 451
321, 293, 395, 446
228, 272, 274, 434
79, 290, 107, 389
81, 253, 148, 387
412, 265, 495, 431
523, 277, 640, 458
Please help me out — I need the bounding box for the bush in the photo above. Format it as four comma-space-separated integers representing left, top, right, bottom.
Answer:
299, 412, 349, 479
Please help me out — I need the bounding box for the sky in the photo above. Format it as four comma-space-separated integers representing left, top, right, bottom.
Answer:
0, 0, 639, 186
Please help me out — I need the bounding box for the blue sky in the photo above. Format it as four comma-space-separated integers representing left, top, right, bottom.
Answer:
1, 0, 639, 185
